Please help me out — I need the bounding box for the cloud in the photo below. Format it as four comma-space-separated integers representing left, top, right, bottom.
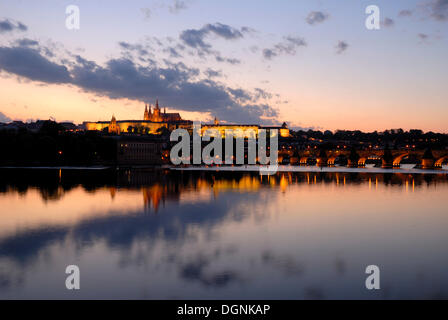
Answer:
118, 41, 150, 56
262, 36, 307, 60
215, 55, 240, 65
169, 0, 189, 14
262, 48, 276, 60
228, 88, 252, 102
0, 46, 71, 83
398, 9, 413, 17
0, 42, 277, 124
0, 112, 12, 123
254, 88, 272, 100
0, 19, 27, 33
382, 17, 395, 27
428, 0, 448, 21
204, 68, 222, 78
71, 57, 276, 123
141, 0, 189, 19
140, 7, 152, 20
164, 46, 183, 58
180, 28, 211, 50
204, 23, 245, 40
306, 11, 329, 25
418, 33, 429, 41
14, 38, 39, 47
180, 23, 245, 52
179, 23, 246, 64
335, 41, 349, 54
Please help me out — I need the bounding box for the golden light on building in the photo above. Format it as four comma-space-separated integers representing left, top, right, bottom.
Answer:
83, 100, 190, 135
83, 100, 290, 139
201, 120, 290, 139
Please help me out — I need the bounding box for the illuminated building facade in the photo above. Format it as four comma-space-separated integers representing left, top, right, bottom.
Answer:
83, 100, 290, 138
144, 100, 182, 122
83, 100, 191, 135
201, 119, 290, 138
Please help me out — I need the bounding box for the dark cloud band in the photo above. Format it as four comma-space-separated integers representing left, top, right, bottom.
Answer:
0, 42, 278, 124
0, 19, 27, 33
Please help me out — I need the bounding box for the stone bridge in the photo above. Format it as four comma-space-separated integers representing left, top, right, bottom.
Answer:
278, 149, 448, 169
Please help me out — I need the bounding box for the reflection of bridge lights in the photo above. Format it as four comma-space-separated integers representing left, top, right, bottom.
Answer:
280, 175, 288, 192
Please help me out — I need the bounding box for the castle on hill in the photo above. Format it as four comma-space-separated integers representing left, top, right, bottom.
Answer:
144, 100, 181, 122
83, 99, 289, 138
83, 99, 191, 135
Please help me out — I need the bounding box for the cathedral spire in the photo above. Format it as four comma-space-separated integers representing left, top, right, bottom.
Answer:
144, 103, 149, 120
155, 99, 159, 109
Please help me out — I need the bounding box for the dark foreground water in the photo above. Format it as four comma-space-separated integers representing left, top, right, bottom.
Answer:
0, 168, 448, 299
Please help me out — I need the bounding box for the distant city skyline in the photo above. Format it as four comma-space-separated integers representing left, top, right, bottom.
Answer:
0, 0, 447, 132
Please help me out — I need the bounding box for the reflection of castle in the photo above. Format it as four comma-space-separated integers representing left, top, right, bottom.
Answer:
142, 185, 165, 212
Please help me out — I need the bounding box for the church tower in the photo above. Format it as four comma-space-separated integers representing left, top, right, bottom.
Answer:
108, 115, 121, 134
144, 104, 149, 121
153, 99, 161, 121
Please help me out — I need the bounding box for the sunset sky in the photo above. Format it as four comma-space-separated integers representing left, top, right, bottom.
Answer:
0, 0, 447, 132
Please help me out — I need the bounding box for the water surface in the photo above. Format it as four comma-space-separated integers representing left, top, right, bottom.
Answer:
0, 169, 447, 299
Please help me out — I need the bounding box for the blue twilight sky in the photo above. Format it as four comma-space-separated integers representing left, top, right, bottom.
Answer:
0, 0, 447, 132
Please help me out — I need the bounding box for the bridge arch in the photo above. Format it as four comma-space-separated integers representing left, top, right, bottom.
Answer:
299, 156, 317, 166
300, 156, 310, 165
358, 154, 382, 167
328, 155, 337, 166
393, 153, 409, 167
435, 155, 448, 168
330, 154, 348, 166
358, 157, 367, 167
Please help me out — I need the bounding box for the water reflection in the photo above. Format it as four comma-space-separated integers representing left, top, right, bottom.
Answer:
0, 169, 448, 299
